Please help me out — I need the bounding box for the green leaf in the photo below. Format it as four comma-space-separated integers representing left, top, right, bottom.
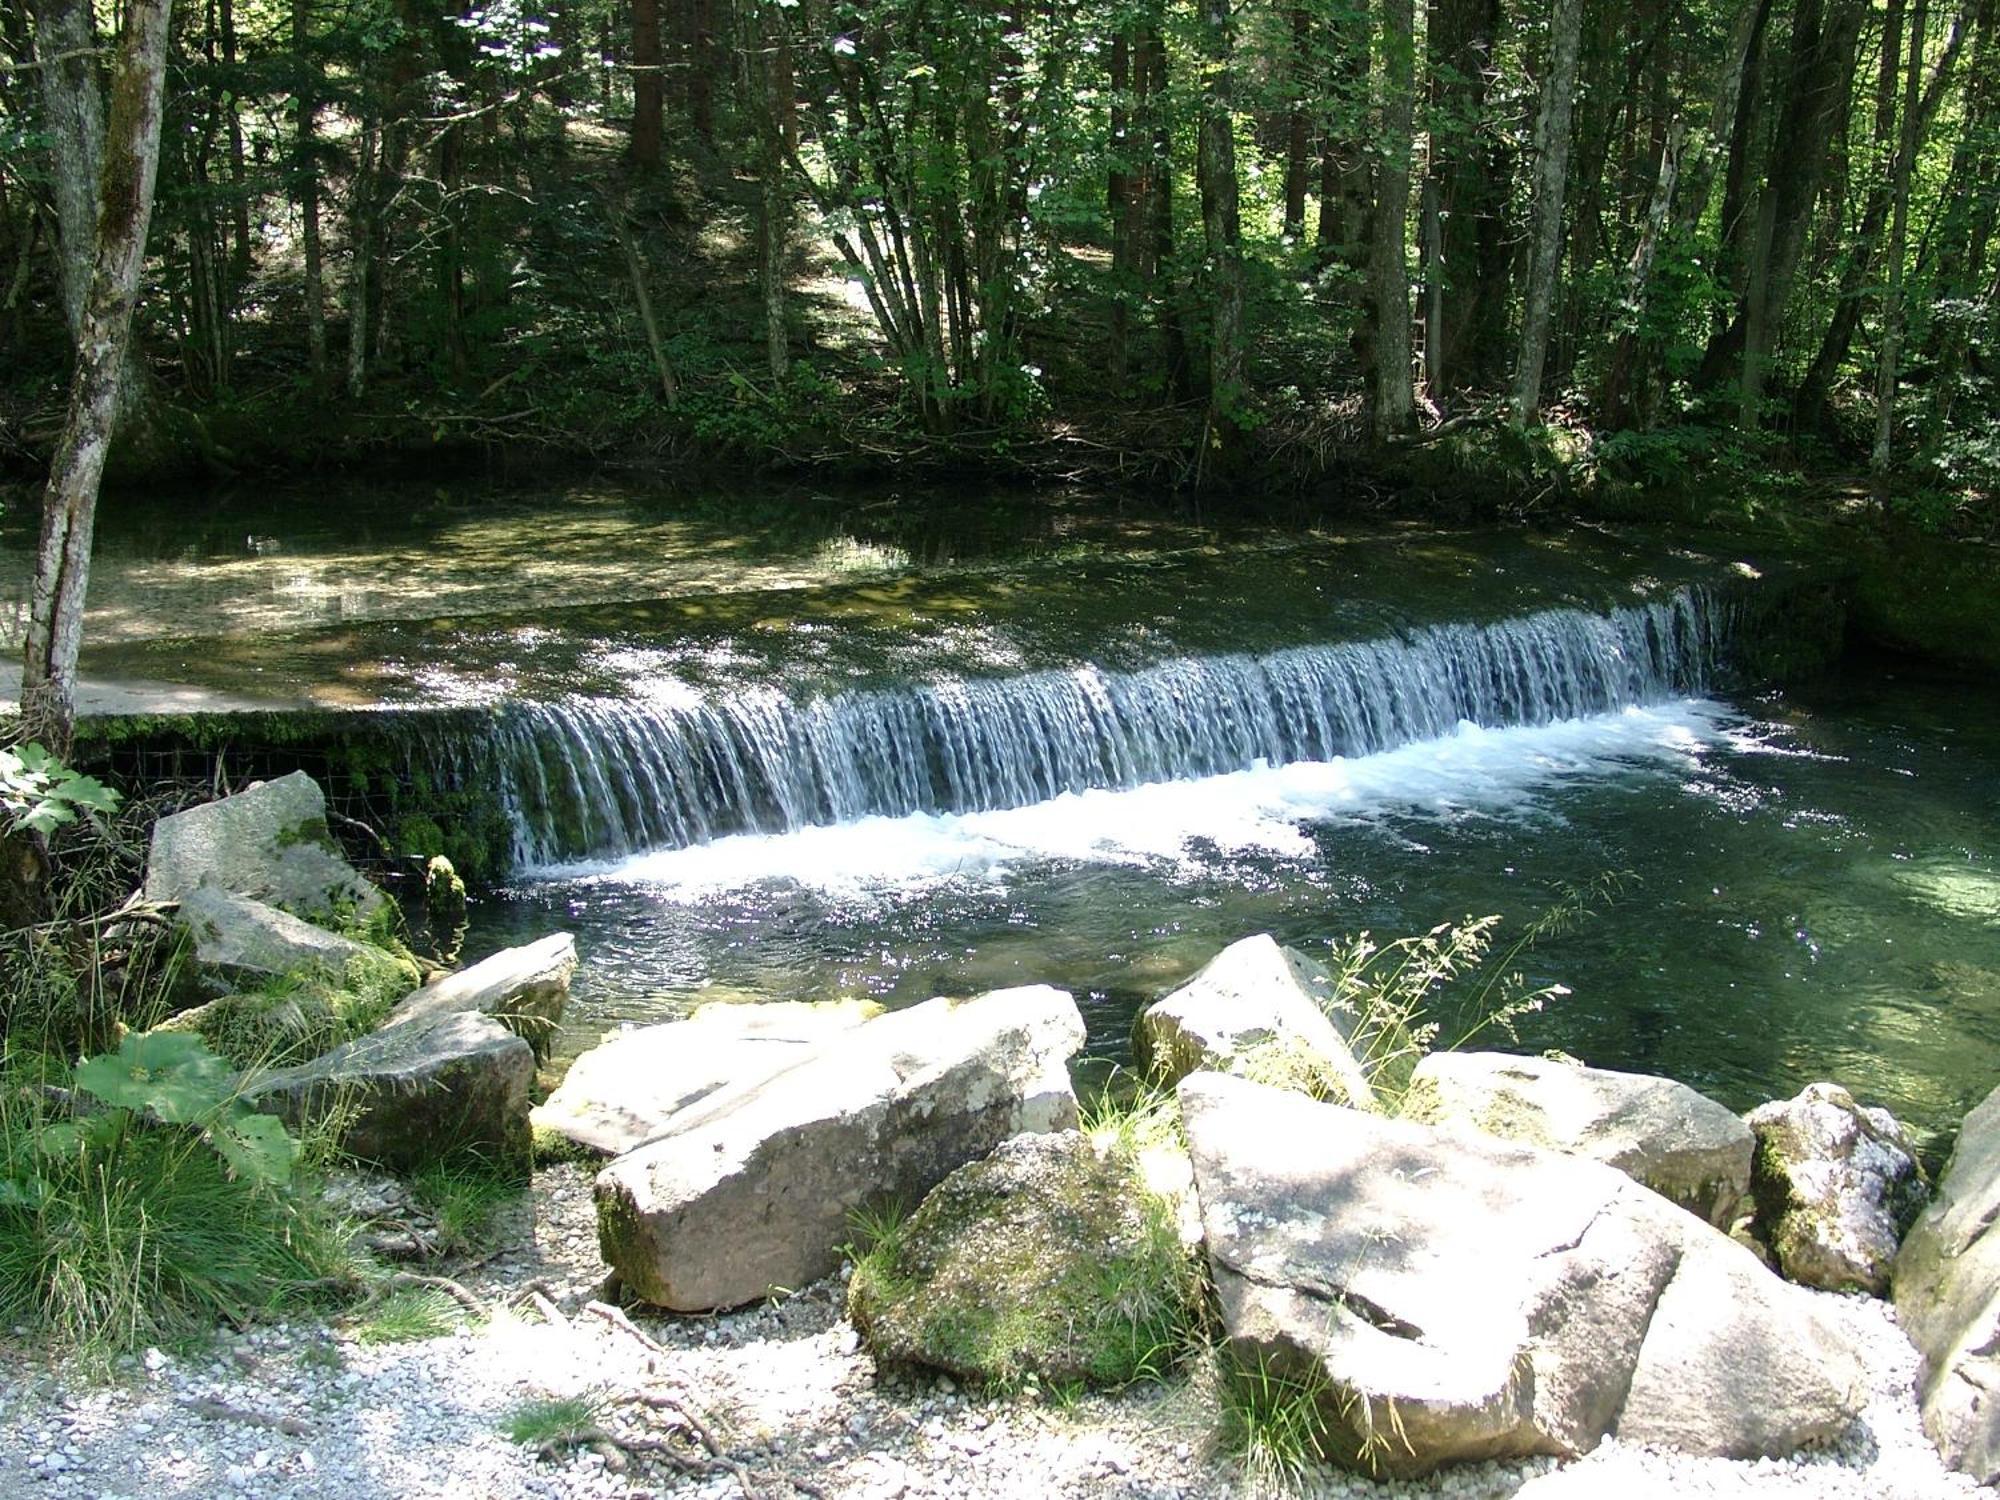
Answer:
204, 1110, 300, 1184
0, 1173, 48, 1209
73, 1031, 237, 1123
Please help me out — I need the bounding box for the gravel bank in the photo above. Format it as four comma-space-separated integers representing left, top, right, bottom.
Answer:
0, 1164, 1978, 1500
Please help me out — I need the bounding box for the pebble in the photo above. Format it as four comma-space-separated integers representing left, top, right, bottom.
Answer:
0, 1162, 1982, 1500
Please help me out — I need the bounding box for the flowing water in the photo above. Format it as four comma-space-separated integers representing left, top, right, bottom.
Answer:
29, 479, 2000, 1152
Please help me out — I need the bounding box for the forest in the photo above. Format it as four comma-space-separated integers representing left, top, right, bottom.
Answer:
1, 0, 1996, 520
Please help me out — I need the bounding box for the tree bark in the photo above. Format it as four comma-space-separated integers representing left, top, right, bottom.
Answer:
21, 0, 173, 754
1872, 0, 1928, 493
1511, 0, 1584, 423
1196, 0, 1248, 461
632, 0, 664, 166
295, 0, 326, 383
31, 0, 106, 343
1370, 0, 1415, 436
1423, 0, 1503, 400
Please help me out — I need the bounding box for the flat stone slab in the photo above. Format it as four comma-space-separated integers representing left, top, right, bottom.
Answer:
1400, 1050, 1753, 1226
1181, 1071, 1864, 1479
596, 986, 1085, 1312
245, 1009, 533, 1177
386, 933, 577, 1052
532, 998, 880, 1157
145, 771, 380, 922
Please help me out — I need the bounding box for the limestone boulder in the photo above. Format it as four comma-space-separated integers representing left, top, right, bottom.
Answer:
385, 933, 577, 1054
1399, 1051, 1753, 1226
145, 771, 380, 922
595, 986, 1085, 1312
848, 1130, 1198, 1390
1748, 1082, 1928, 1294
531, 998, 879, 1157
1134, 934, 1373, 1108
1180, 1071, 1864, 1479
175, 885, 417, 996
245, 1010, 533, 1178
1895, 1083, 2000, 1482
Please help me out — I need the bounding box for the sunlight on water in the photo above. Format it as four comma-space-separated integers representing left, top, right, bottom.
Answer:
536, 702, 1729, 899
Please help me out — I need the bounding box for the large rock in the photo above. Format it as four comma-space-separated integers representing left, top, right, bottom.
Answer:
595, 986, 1086, 1312
385, 933, 578, 1054
145, 771, 380, 922
1180, 1072, 1864, 1479
1748, 1082, 1928, 1294
245, 1010, 533, 1177
1134, 934, 1373, 1108
1896, 1084, 2000, 1482
532, 998, 879, 1157
848, 1130, 1198, 1390
1399, 1051, 1753, 1227
175, 885, 415, 995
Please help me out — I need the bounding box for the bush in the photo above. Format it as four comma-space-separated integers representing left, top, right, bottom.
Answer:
0, 1032, 355, 1363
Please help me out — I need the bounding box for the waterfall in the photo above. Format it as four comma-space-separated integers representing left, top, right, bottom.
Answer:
449, 587, 1731, 869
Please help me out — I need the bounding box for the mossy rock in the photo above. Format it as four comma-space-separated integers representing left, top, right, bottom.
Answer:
846, 1130, 1200, 1392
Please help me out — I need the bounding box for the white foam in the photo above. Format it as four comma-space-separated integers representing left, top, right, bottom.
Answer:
528, 700, 1731, 901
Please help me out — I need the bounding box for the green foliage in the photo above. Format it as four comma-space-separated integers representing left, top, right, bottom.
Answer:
0, 744, 120, 838
0, 1038, 349, 1363
1214, 1348, 1339, 1493
409, 1155, 522, 1254
353, 1287, 460, 1344
502, 1391, 607, 1451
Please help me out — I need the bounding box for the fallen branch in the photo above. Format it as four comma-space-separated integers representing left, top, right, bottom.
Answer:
176, 1396, 311, 1437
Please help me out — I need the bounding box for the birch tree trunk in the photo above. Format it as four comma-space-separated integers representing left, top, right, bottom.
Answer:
20, 0, 173, 754
1511, 0, 1584, 424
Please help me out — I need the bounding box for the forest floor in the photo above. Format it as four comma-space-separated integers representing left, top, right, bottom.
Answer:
0, 1161, 1977, 1500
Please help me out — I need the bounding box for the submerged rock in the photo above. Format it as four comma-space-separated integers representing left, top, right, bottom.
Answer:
385, 932, 577, 1055
1134, 934, 1373, 1108
848, 1130, 1199, 1390
1180, 1071, 1864, 1479
245, 1010, 534, 1178
595, 986, 1085, 1312
145, 771, 380, 923
1399, 1051, 1753, 1226
1896, 1083, 2000, 1483
1748, 1082, 1928, 1294
531, 997, 879, 1157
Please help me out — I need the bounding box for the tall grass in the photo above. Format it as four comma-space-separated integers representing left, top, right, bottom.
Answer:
0, 1044, 359, 1367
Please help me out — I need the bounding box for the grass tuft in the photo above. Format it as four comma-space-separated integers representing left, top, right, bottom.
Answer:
352, 1287, 460, 1344
503, 1391, 607, 1451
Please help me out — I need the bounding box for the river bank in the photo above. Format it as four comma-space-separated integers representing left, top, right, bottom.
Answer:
0, 1159, 1974, 1500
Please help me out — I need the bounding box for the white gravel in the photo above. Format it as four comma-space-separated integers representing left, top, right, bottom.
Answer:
0, 1164, 1978, 1500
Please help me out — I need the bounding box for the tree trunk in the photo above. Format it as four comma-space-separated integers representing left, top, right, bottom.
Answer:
632, 0, 664, 166
31, 0, 105, 343
1872, 0, 1928, 493
1511, 0, 1584, 423
1423, 0, 1503, 399
295, 0, 326, 383
346, 110, 377, 398
760, 28, 793, 384
21, 0, 173, 754
1728, 0, 1866, 426
1196, 0, 1247, 459
1283, 4, 1311, 239
1370, 0, 1415, 436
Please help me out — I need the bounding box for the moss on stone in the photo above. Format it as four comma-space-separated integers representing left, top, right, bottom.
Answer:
847, 1131, 1202, 1393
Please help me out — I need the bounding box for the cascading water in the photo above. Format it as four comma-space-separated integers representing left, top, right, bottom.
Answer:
439, 584, 1738, 871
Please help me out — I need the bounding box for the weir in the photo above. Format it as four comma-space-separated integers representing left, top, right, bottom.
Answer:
442, 583, 1747, 869
75, 558, 1848, 881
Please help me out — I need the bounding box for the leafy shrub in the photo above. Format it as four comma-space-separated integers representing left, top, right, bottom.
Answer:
0, 1032, 352, 1362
